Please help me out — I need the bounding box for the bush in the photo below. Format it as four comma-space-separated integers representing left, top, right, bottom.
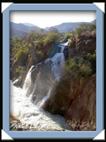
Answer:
15, 66, 26, 77
65, 57, 92, 78
86, 52, 96, 74
79, 63, 92, 77
15, 47, 28, 61
75, 23, 96, 37
65, 58, 79, 71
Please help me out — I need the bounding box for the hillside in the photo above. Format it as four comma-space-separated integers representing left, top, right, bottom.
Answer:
10, 22, 42, 37
45, 21, 95, 33
10, 21, 96, 37
46, 22, 81, 33
43, 30, 96, 130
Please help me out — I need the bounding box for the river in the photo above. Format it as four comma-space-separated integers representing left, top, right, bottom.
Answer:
10, 42, 70, 131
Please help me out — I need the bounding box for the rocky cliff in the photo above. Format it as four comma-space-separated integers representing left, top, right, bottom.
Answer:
10, 27, 96, 131
42, 30, 96, 131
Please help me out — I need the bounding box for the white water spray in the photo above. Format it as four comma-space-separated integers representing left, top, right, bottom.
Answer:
10, 42, 68, 130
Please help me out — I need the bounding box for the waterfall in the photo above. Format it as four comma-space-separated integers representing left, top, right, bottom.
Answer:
51, 53, 65, 81
10, 42, 69, 130
22, 66, 34, 96
22, 43, 66, 103
23, 65, 35, 90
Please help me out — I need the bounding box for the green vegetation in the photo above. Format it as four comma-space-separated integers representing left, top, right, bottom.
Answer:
75, 23, 96, 36
10, 22, 96, 131
64, 23, 96, 79
65, 52, 95, 78
10, 23, 96, 83
10, 31, 62, 80
65, 58, 91, 78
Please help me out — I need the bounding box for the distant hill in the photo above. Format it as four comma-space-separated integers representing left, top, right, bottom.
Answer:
46, 21, 96, 33
91, 20, 96, 25
10, 20, 96, 37
23, 23, 36, 27
10, 22, 42, 37
45, 22, 81, 33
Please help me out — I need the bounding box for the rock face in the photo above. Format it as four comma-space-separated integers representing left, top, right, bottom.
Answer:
43, 74, 96, 130
66, 75, 96, 120
10, 29, 96, 131
42, 31, 96, 131
67, 31, 96, 60
66, 74, 96, 130
77, 31, 96, 54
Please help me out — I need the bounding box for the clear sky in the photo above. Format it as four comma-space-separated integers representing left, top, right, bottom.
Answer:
10, 11, 96, 28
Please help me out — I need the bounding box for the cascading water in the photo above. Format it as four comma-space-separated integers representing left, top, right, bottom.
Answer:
51, 53, 65, 81
10, 42, 69, 131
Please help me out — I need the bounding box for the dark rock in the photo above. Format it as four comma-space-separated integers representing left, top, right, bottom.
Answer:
63, 47, 69, 60
13, 76, 23, 87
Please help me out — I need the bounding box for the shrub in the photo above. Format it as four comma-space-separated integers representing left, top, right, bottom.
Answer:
15, 66, 26, 77
79, 63, 92, 77
15, 48, 28, 61
65, 58, 79, 71
75, 23, 96, 37
43, 32, 59, 45
65, 57, 92, 78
